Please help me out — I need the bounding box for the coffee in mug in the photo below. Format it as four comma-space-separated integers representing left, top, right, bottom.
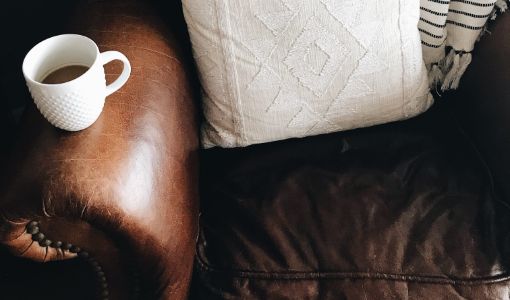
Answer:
22, 34, 131, 131
42, 65, 90, 84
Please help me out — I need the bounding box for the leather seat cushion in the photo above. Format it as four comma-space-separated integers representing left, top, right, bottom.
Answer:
195, 104, 510, 299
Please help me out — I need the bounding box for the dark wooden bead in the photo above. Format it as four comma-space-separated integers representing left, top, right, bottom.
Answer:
90, 260, 100, 266
27, 226, 39, 235
78, 251, 89, 258
40, 239, 52, 247
33, 233, 45, 242
51, 241, 63, 248
63, 243, 73, 250
70, 246, 81, 253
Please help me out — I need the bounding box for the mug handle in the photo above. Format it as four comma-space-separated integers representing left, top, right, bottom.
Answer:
99, 51, 131, 97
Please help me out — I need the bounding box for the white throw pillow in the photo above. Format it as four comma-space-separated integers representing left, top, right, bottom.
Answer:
183, 0, 433, 148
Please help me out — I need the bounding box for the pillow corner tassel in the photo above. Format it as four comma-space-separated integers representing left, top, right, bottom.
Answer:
428, 64, 445, 89
496, 0, 509, 13
440, 50, 472, 91
449, 52, 472, 90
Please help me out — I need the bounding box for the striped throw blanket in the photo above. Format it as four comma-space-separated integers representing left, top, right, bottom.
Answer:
419, 0, 508, 90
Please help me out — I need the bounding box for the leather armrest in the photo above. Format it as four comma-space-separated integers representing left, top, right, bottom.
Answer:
446, 12, 510, 202
0, 1, 199, 299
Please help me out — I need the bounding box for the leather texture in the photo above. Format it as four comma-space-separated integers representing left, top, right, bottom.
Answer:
194, 102, 510, 299
0, 0, 199, 299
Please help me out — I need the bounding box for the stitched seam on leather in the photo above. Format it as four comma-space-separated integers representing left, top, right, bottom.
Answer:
195, 211, 510, 284
195, 255, 510, 285
195, 231, 510, 285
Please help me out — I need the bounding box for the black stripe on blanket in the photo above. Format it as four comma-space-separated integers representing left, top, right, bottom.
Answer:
421, 40, 446, 48
420, 7, 448, 16
420, 17, 447, 28
446, 19, 486, 29
419, 28, 445, 39
448, 9, 493, 18
427, 0, 451, 5
449, 0, 497, 7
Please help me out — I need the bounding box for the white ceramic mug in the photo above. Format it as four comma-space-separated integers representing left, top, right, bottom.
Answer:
22, 34, 131, 131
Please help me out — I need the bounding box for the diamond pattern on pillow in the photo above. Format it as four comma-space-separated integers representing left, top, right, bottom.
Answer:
183, 0, 432, 148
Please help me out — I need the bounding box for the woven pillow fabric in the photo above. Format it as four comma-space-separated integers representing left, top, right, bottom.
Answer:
183, 0, 433, 148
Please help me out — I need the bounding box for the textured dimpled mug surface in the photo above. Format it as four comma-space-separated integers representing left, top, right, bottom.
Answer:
22, 34, 131, 131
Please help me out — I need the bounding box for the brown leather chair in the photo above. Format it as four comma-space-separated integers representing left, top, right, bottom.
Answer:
1, 0, 510, 299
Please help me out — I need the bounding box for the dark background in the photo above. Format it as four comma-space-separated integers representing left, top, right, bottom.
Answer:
0, 1, 75, 153
0, 4, 92, 298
